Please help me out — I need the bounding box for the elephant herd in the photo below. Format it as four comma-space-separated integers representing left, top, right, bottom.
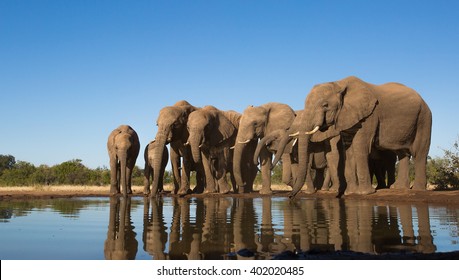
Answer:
107, 76, 432, 198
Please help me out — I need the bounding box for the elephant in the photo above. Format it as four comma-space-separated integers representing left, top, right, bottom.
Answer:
287, 76, 432, 197
186, 106, 242, 194
150, 100, 205, 197
107, 125, 140, 196
369, 149, 397, 190
144, 140, 169, 194
233, 102, 296, 194
262, 110, 344, 194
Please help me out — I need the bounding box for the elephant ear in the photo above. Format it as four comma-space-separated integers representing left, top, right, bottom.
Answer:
209, 113, 236, 146
334, 79, 378, 132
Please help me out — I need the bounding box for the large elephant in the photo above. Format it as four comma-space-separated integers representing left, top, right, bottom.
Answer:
288, 76, 432, 197
233, 102, 296, 194
261, 110, 343, 193
150, 100, 205, 197
107, 125, 140, 196
144, 140, 169, 194
186, 106, 240, 194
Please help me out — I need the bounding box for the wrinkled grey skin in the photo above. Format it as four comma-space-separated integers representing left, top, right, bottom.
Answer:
150, 100, 205, 197
187, 106, 239, 194
233, 102, 296, 195
144, 140, 169, 194
107, 125, 140, 196
288, 76, 432, 197
264, 110, 344, 194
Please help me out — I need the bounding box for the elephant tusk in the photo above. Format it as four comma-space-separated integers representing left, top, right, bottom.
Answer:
305, 126, 320, 135
237, 139, 251, 144
184, 141, 190, 146
199, 143, 203, 148
289, 131, 299, 137
230, 145, 235, 149
292, 138, 298, 147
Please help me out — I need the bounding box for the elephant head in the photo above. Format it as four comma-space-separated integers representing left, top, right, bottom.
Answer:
289, 76, 378, 197
150, 100, 198, 196
107, 125, 140, 196
186, 106, 237, 164
232, 102, 295, 188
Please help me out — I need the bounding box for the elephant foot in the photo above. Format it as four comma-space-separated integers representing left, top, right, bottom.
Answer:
344, 184, 358, 195
411, 181, 427, 191
328, 185, 339, 193
259, 188, 273, 195
392, 178, 410, 190
358, 185, 376, 195
177, 188, 191, 196
303, 186, 316, 194
204, 188, 217, 194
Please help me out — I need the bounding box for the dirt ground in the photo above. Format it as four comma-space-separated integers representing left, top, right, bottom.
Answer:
1, 184, 459, 205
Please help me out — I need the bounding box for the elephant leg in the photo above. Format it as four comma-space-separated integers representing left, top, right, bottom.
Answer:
344, 145, 358, 195
353, 147, 374, 195
393, 153, 410, 189
321, 168, 331, 191
259, 148, 273, 195
351, 126, 375, 195
326, 138, 340, 192
109, 157, 120, 195
412, 153, 428, 191
143, 165, 151, 195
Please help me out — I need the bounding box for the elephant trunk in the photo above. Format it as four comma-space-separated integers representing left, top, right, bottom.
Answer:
119, 153, 128, 196
188, 133, 203, 164
232, 142, 246, 187
289, 109, 323, 198
289, 132, 310, 197
151, 130, 169, 196
271, 131, 292, 169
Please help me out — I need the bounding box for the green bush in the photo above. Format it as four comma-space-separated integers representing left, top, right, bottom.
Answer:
427, 138, 459, 190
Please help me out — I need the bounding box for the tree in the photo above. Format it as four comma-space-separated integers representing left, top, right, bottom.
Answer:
428, 137, 459, 190
0, 155, 16, 175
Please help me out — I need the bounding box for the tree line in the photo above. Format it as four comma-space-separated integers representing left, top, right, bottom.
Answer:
1, 137, 458, 189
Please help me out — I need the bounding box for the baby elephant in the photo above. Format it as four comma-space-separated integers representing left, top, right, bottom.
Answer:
107, 125, 140, 196
144, 140, 169, 195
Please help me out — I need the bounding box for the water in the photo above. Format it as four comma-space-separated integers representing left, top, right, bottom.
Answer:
1, 196, 458, 260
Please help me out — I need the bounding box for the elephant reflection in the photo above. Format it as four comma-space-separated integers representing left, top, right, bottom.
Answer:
140, 197, 437, 259
143, 197, 168, 260
104, 196, 138, 260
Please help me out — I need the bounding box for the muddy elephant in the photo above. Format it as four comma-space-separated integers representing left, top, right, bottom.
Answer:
288, 76, 432, 197
144, 140, 169, 194
263, 110, 343, 194
233, 102, 296, 194
150, 100, 205, 197
186, 106, 241, 194
107, 125, 140, 196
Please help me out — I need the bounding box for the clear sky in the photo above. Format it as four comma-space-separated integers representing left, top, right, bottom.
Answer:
1, 0, 458, 169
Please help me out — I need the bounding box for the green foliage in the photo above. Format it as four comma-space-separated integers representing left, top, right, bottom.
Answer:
427, 138, 459, 190
0, 156, 142, 187
0, 155, 16, 175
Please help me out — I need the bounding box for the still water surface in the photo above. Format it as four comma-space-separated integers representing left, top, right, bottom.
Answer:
1, 196, 458, 260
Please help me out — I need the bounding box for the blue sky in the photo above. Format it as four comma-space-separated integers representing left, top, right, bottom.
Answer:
1, 0, 458, 169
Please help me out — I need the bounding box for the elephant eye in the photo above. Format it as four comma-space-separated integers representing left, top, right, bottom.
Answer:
322, 102, 329, 109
